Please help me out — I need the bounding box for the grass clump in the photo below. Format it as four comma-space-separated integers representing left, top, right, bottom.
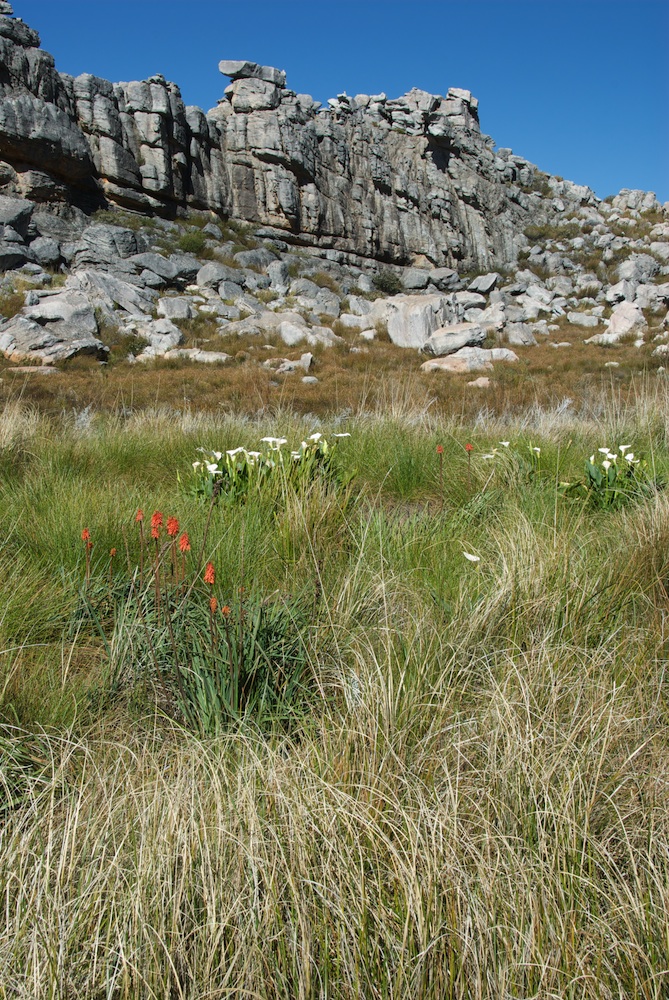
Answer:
312, 271, 341, 293
91, 207, 161, 232
176, 229, 212, 257
524, 220, 581, 242
0, 285, 24, 321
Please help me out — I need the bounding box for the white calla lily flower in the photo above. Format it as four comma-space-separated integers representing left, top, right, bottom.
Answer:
463, 552, 481, 563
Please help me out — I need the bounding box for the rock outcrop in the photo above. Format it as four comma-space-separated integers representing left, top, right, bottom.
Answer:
0, 3, 604, 271
0, 3, 667, 370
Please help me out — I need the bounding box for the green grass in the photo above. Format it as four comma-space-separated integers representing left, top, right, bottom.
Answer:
0, 384, 668, 997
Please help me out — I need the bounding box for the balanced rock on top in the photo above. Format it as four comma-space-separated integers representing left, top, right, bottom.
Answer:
218, 59, 286, 88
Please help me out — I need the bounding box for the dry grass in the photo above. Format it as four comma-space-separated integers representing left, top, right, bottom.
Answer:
0, 320, 664, 422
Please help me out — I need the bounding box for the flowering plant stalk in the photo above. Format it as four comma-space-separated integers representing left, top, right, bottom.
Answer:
78, 510, 311, 734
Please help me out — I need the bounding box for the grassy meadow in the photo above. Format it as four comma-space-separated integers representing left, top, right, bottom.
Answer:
0, 371, 668, 998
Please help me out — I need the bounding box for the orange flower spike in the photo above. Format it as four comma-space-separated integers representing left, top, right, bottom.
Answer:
221, 605, 231, 617
203, 562, 215, 586
110, 547, 117, 557
465, 443, 474, 453
166, 516, 179, 538
178, 532, 191, 553
135, 509, 144, 523
151, 511, 163, 531
436, 444, 444, 455
81, 528, 90, 542
209, 596, 218, 614
150, 527, 160, 541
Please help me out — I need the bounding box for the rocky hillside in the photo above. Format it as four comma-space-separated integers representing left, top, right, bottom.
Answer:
0, 1, 667, 376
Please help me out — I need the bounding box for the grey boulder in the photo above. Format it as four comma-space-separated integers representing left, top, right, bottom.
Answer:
29, 236, 61, 268
23, 288, 97, 336
422, 322, 485, 356
133, 318, 183, 355
69, 269, 157, 316
0, 195, 34, 236
267, 259, 289, 293
0, 244, 29, 270
421, 346, 518, 373
616, 254, 659, 284
0, 287, 105, 362
427, 268, 460, 291
157, 296, 195, 320
73, 224, 145, 267
401, 268, 431, 290
585, 301, 648, 345
468, 272, 499, 294
504, 322, 538, 346
567, 311, 601, 328
129, 252, 179, 282
197, 261, 244, 288
160, 348, 230, 364
377, 294, 455, 348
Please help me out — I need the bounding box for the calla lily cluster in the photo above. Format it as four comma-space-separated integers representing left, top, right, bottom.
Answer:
560, 443, 654, 509
188, 432, 351, 500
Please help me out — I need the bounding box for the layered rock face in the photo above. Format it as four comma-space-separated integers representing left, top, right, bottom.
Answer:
0, 3, 594, 270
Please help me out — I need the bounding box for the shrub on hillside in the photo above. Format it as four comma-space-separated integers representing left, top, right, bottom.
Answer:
372, 270, 403, 295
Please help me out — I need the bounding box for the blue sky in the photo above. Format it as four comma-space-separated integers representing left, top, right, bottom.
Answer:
12, 0, 669, 203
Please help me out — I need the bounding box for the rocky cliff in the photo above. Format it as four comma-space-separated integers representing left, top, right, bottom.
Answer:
1, 2, 667, 372
0, 1, 607, 271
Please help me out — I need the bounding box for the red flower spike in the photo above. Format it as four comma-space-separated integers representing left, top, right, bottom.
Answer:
151, 511, 163, 531
209, 596, 218, 614
81, 528, 90, 542
110, 547, 117, 557
135, 509, 144, 523
178, 532, 191, 554
436, 444, 444, 455
203, 562, 215, 586
465, 443, 474, 453
221, 605, 231, 617
151, 527, 160, 541
166, 516, 179, 538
